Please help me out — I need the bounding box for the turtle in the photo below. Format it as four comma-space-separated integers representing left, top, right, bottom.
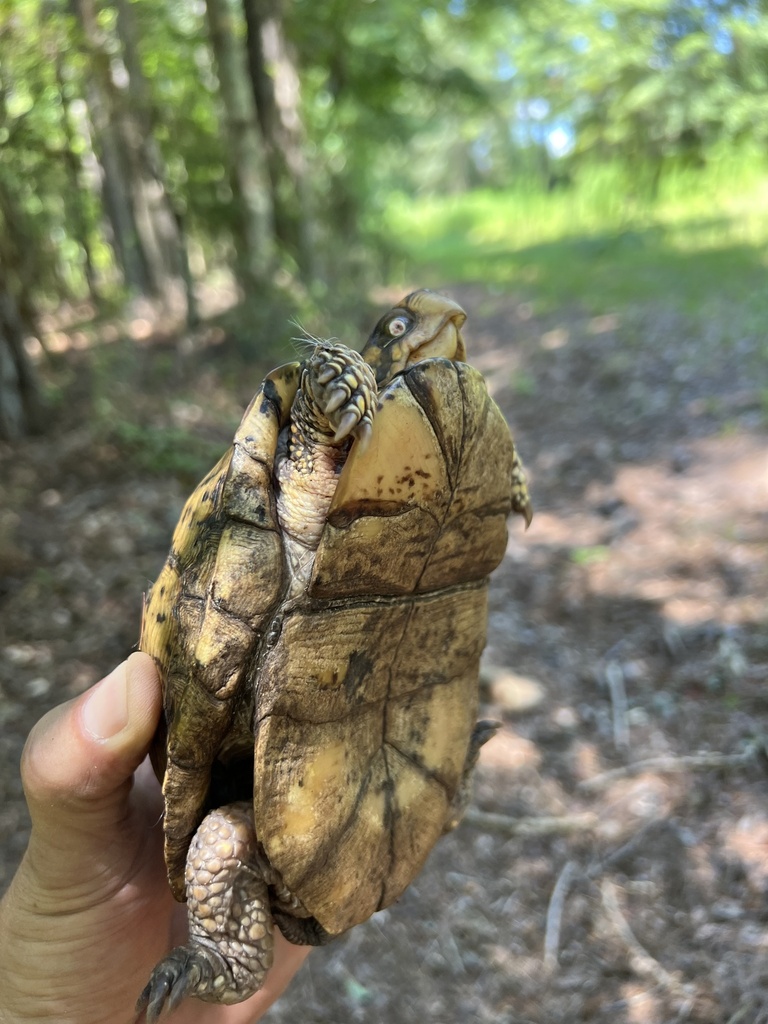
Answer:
136, 289, 532, 1021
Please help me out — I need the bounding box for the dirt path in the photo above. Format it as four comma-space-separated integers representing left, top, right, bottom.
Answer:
1, 286, 766, 1023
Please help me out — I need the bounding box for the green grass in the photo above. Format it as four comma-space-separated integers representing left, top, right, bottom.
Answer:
385, 151, 768, 324
107, 419, 224, 481
570, 545, 611, 566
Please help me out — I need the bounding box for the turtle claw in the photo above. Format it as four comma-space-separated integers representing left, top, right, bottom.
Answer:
308, 343, 377, 447
324, 385, 349, 415
354, 418, 373, 451
136, 947, 210, 1023
333, 409, 361, 443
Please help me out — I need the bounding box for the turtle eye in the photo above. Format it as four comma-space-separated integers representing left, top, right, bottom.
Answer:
387, 316, 409, 338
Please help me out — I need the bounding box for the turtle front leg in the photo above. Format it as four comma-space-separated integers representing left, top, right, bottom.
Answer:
444, 719, 500, 833
137, 802, 273, 1022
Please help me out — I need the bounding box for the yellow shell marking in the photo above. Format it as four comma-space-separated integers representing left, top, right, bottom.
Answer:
332, 381, 446, 509
279, 740, 347, 837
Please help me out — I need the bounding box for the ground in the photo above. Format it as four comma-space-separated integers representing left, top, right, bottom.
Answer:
1, 284, 766, 1024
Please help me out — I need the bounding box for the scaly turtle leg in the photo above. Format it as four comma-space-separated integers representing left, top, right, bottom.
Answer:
137, 803, 274, 1021
275, 342, 377, 589
443, 719, 500, 833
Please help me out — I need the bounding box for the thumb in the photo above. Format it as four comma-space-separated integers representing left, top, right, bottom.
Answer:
21, 652, 162, 872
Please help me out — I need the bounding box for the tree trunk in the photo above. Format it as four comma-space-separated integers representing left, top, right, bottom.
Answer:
54, 51, 100, 302
242, 0, 314, 280
113, 0, 198, 323
0, 180, 40, 328
73, 0, 186, 305
73, 0, 151, 296
0, 288, 43, 441
205, 0, 275, 287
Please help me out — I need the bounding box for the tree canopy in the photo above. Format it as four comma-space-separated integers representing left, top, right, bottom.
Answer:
1, 0, 766, 435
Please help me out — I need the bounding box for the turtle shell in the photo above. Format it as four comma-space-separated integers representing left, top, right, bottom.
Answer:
141, 304, 528, 933
251, 356, 520, 934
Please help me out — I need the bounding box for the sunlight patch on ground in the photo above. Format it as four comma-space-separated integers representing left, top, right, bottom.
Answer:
598, 434, 767, 627
595, 774, 685, 843
25, 276, 241, 359
479, 727, 541, 772
525, 433, 768, 630
621, 983, 663, 1024
721, 814, 768, 892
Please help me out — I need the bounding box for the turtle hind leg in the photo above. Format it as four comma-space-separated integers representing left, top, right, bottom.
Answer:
444, 719, 501, 834
137, 803, 274, 1022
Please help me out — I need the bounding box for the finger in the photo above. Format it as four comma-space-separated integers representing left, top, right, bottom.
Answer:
22, 652, 162, 845
133, 752, 165, 822
240, 933, 311, 1022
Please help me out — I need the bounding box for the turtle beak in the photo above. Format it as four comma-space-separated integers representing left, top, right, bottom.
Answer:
363, 290, 468, 387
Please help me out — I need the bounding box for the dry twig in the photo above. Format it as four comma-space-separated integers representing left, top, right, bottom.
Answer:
605, 660, 630, 753
464, 809, 598, 837
600, 879, 691, 1001
724, 1001, 757, 1024
578, 746, 758, 794
587, 820, 665, 879
543, 860, 577, 970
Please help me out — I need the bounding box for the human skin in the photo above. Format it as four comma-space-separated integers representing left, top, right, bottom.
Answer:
0, 653, 310, 1024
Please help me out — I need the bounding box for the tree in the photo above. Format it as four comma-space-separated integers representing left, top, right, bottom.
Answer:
243, 0, 315, 281
205, 0, 276, 287
504, 0, 768, 180
75, 0, 191, 305
113, 0, 198, 321
0, 284, 42, 441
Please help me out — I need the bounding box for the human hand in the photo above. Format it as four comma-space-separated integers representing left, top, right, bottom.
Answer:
0, 653, 309, 1024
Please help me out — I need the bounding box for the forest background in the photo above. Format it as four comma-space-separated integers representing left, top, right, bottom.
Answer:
1, 1, 768, 1022
3, 0, 768, 434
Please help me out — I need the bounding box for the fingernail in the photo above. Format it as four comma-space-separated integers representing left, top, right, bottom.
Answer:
82, 662, 129, 741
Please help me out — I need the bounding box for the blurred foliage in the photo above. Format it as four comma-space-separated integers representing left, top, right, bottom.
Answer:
106, 419, 225, 481
387, 149, 768, 330
1, 0, 768, 439
0, 0, 504, 315
2, 0, 767, 311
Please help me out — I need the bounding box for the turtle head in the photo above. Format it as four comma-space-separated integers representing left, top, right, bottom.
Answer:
362, 290, 467, 387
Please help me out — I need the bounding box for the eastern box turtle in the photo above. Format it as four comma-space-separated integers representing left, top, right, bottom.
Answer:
137, 290, 532, 1020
